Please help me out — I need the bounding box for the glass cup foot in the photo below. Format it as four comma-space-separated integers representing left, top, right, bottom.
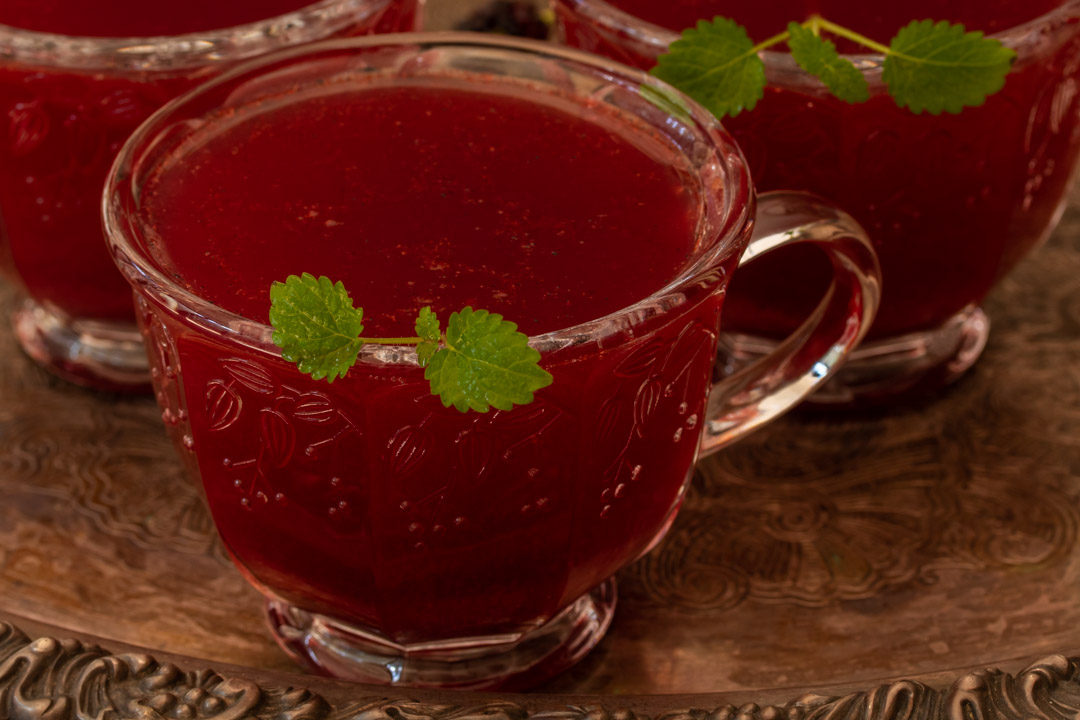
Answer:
12, 297, 149, 392
718, 305, 990, 408
265, 579, 617, 690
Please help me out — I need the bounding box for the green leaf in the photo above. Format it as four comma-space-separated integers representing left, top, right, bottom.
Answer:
651, 17, 766, 119
424, 307, 553, 413
883, 19, 1016, 114
269, 273, 364, 382
415, 306, 440, 367
787, 22, 869, 103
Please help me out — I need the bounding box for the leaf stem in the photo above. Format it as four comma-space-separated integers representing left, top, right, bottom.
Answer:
752, 29, 791, 54
358, 336, 424, 345
814, 16, 892, 55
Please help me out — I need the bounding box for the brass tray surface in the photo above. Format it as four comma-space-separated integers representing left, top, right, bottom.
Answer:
4, 1, 1080, 714
5, 194, 1080, 707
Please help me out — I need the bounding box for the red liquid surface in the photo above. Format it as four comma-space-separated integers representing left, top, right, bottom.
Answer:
0, 1, 418, 323
557, 0, 1080, 339
138, 82, 731, 641
144, 85, 701, 336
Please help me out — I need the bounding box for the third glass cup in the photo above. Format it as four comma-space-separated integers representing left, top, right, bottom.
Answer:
0, 0, 421, 390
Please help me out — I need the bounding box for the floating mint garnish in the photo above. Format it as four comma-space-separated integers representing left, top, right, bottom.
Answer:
652, 15, 1016, 118
270, 274, 552, 413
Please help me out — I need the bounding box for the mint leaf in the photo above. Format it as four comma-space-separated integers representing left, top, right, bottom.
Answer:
787, 22, 870, 103
883, 19, 1016, 114
269, 273, 364, 382
415, 306, 440, 367
270, 277, 552, 411
424, 307, 553, 413
651, 17, 766, 119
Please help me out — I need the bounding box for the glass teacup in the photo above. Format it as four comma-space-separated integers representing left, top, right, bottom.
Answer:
553, 0, 1080, 404
0, 0, 421, 390
104, 34, 880, 689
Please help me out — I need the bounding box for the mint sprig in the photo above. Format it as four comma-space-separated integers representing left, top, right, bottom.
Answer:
651, 15, 1017, 119
269, 273, 553, 413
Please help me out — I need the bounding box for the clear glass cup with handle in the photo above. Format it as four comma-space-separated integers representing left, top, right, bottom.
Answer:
104, 34, 881, 689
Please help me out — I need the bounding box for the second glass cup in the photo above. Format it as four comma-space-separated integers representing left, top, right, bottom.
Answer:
105, 35, 880, 689
0, 0, 421, 390
553, 0, 1080, 404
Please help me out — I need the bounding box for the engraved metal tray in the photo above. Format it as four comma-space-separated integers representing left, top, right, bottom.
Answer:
4, 1, 1080, 716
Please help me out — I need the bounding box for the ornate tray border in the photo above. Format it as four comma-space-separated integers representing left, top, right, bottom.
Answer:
4, 614, 1080, 720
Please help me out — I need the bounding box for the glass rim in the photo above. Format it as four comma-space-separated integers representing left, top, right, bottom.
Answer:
555, 0, 1080, 85
0, 0, 402, 72
103, 31, 753, 363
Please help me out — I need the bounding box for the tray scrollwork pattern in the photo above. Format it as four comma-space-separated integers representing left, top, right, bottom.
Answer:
3, 620, 1080, 720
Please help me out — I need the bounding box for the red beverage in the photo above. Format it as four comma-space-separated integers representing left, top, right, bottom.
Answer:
555, 0, 1080, 399
106, 37, 880, 688
0, 0, 419, 388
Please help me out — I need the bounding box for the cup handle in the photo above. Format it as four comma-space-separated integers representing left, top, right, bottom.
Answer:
699, 190, 882, 456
